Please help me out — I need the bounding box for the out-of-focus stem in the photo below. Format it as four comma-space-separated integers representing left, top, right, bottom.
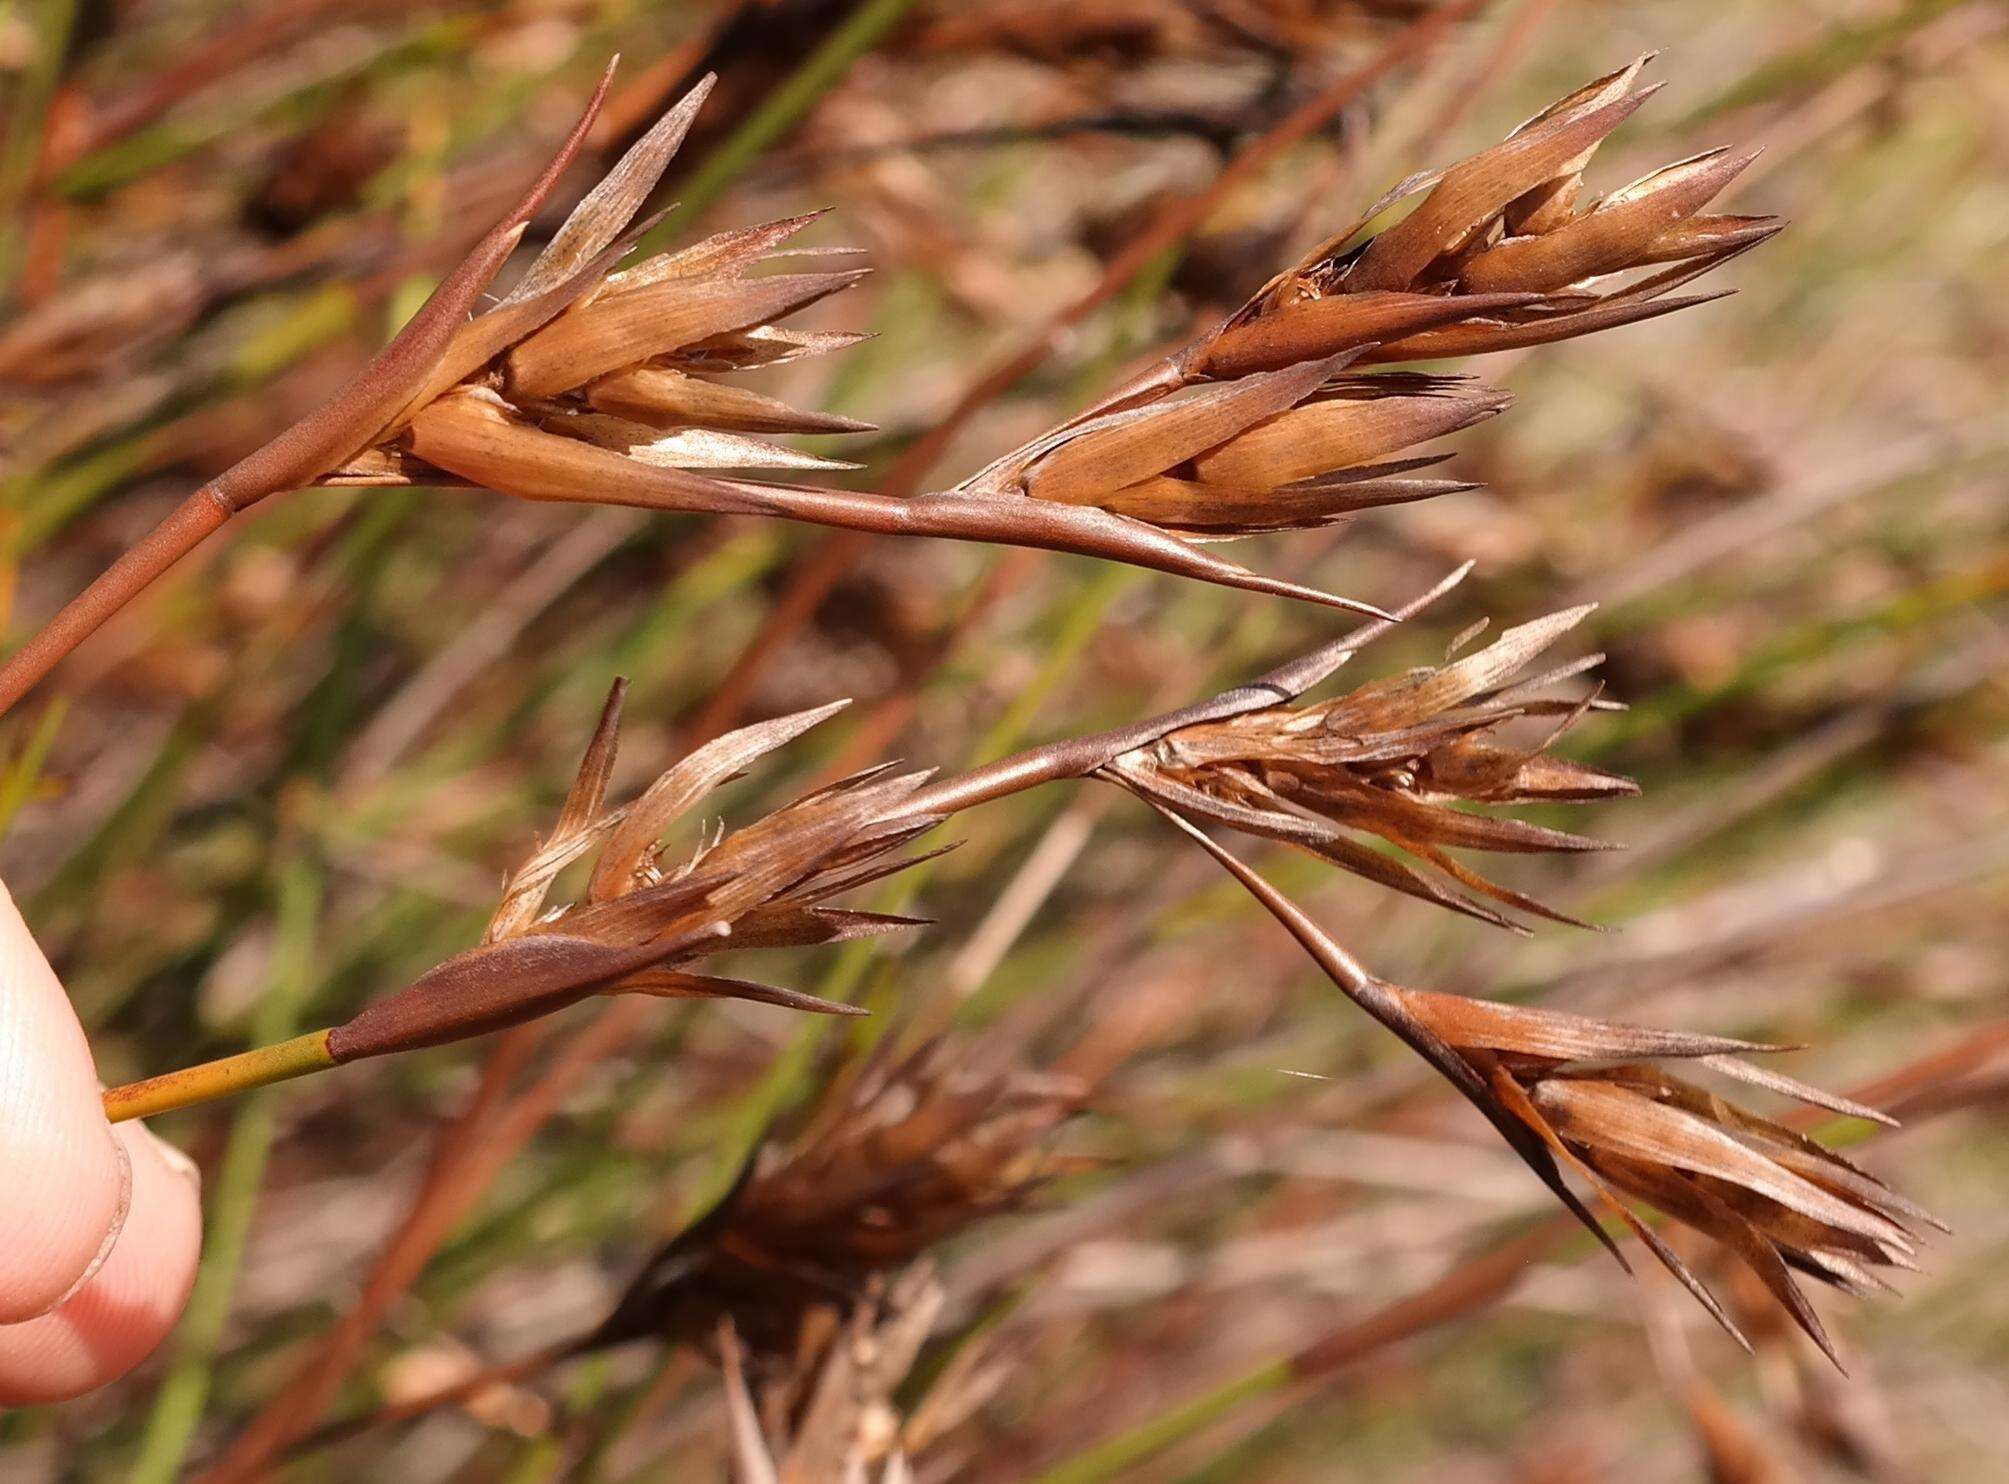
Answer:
1033, 1359, 1294, 1484
0, 488, 232, 719
103, 1028, 336, 1124
127, 858, 322, 1484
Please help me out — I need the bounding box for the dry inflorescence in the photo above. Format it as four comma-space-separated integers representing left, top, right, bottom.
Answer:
316, 71, 1389, 617
0, 55, 1775, 717
301, 568, 1930, 1365
1111, 605, 1634, 929
622, 1047, 1076, 1477
1394, 986, 1940, 1366
952, 55, 1770, 540
324, 683, 944, 1065
1229, 54, 1774, 360
586, 1040, 1080, 1363
1156, 805, 1937, 1371
294, 1039, 1078, 1462
41, 40, 1929, 1418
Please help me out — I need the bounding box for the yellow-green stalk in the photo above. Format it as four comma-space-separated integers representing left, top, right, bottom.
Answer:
103, 1030, 336, 1124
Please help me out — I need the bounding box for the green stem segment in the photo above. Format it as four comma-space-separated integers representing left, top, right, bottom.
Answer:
1033, 1359, 1293, 1484
102, 1028, 337, 1123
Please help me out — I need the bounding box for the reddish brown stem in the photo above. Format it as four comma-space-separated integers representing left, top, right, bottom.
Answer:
0, 487, 232, 718
2, 63, 613, 727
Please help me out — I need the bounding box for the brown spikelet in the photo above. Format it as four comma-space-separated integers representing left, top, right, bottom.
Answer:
324, 686, 940, 1063
1251, 56, 1779, 363
1110, 604, 1632, 929
1151, 810, 1933, 1369
584, 1039, 1082, 1362
943, 54, 1774, 560
309, 74, 874, 498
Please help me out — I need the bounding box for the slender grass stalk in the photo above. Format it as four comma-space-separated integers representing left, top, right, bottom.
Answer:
103, 1029, 335, 1124
1032, 1359, 1294, 1484
0, 696, 67, 843
0, 0, 78, 286
690, 563, 1143, 1208
0, 494, 235, 719
125, 859, 321, 1484
635, 0, 926, 240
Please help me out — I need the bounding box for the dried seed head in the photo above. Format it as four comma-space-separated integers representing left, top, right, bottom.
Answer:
296, 70, 1391, 616
325, 686, 941, 1062
303, 73, 876, 506
1010, 356, 1510, 535
1113, 606, 1633, 929
1216, 57, 1778, 365
288, 59, 1774, 613
1391, 983, 1937, 1367
950, 57, 1772, 557
1159, 815, 1932, 1370
587, 1040, 1082, 1361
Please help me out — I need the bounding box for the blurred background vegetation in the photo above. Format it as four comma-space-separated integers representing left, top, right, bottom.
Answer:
1, 0, 2004, 1478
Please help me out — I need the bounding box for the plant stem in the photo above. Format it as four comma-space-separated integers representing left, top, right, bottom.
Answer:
103, 1026, 335, 1124
1033, 1359, 1293, 1484
0, 0, 79, 287
126, 860, 322, 1483
93, 586, 1425, 1123
636, 0, 926, 243
0, 695, 68, 843
0, 486, 232, 719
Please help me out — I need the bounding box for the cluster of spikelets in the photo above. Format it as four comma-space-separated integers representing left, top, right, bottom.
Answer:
321, 683, 947, 1066
1239, 54, 1773, 357
301, 564, 1935, 1373
309, 1040, 1077, 1464
1373, 983, 1936, 1365
303, 72, 1378, 616
306, 55, 1767, 616
609, 1044, 1078, 1478
1112, 605, 1634, 929
0, 53, 1782, 716
1156, 806, 1937, 1367
956, 56, 1770, 539
1101, 607, 1934, 1365
49, 49, 1926, 1394
585, 1040, 1080, 1363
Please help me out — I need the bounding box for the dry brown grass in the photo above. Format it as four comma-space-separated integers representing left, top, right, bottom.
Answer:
6, 8, 2000, 1480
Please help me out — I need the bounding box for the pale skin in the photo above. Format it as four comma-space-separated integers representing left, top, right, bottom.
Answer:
0, 881, 200, 1405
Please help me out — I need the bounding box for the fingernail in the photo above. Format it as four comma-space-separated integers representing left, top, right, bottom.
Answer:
25, 1131, 132, 1319
141, 1123, 203, 1191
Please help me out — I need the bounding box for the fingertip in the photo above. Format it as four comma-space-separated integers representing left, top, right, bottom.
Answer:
0, 883, 127, 1322
0, 1120, 202, 1405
